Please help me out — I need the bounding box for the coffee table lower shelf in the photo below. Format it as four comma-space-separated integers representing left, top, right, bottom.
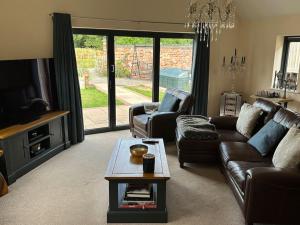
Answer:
107, 208, 168, 223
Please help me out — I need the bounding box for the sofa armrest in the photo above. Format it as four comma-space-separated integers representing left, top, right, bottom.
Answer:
244, 167, 300, 224
148, 112, 178, 140
209, 116, 238, 130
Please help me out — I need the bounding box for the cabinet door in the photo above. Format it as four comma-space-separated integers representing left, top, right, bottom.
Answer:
6, 134, 29, 173
49, 118, 63, 147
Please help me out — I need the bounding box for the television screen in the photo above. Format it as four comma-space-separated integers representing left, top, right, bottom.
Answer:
0, 58, 57, 128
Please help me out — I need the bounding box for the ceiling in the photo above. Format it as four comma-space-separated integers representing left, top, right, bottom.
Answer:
234, 0, 300, 20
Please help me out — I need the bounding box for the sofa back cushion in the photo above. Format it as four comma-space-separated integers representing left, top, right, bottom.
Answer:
273, 125, 300, 169
248, 119, 287, 157
273, 108, 300, 129
158, 92, 179, 112
253, 98, 281, 124
162, 88, 194, 114
236, 103, 262, 138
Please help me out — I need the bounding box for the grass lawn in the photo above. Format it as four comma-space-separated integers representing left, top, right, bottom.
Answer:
125, 85, 165, 100
80, 87, 123, 108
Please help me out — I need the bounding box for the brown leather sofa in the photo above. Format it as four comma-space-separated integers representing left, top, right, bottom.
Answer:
210, 99, 300, 225
129, 89, 193, 142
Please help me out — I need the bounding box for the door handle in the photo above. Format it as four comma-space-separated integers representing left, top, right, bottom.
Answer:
111, 65, 115, 73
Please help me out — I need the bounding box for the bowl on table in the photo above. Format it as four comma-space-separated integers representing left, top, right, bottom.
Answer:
130, 144, 148, 158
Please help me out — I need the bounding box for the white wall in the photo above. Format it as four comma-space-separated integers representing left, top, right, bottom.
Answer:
0, 0, 240, 116
239, 14, 300, 112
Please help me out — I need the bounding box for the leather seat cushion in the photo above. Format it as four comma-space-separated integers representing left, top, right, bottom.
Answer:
133, 114, 150, 130
227, 161, 273, 192
218, 129, 248, 142
220, 142, 265, 166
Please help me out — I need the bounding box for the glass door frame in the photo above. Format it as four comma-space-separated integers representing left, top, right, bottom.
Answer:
73, 28, 195, 134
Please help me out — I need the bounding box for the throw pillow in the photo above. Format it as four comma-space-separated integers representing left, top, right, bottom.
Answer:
236, 103, 262, 138
248, 119, 287, 156
272, 125, 300, 169
158, 93, 179, 112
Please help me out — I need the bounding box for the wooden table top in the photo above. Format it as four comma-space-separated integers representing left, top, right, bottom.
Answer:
0, 111, 69, 139
105, 138, 170, 181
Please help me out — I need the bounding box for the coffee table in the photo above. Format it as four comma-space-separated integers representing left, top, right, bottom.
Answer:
105, 138, 170, 223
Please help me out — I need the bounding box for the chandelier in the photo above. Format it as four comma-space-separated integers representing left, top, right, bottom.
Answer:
185, 0, 236, 44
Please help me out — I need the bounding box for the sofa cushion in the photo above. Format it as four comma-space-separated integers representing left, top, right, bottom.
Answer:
158, 92, 179, 112
248, 119, 287, 157
218, 129, 248, 142
273, 125, 300, 169
220, 142, 265, 166
133, 114, 151, 130
236, 103, 263, 138
227, 161, 273, 192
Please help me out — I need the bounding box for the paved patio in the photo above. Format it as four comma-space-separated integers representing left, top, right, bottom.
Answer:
82, 77, 152, 129
83, 105, 129, 129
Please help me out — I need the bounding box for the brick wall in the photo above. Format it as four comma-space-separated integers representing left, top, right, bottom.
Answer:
75, 44, 193, 78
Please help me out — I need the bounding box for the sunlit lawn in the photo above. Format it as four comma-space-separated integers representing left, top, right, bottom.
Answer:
124, 85, 165, 100
80, 87, 123, 108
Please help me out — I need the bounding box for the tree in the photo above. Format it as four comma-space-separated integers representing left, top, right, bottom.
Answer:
73, 34, 103, 49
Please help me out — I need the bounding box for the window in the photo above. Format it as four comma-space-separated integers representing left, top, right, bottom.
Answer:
273, 37, 300, 91
73, 29, 195, 133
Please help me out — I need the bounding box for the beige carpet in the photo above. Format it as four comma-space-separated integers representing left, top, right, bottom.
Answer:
0, 130, 245, 225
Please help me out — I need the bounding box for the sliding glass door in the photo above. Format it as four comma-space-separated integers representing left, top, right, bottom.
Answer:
114, 37, 154, 126
159, 38, 194, 101
73, 29, 194, 133
73, 34, 110, 130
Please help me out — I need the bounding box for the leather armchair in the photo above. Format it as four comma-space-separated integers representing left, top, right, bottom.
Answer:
244, 167, 300, 225
129, 89, 194, 142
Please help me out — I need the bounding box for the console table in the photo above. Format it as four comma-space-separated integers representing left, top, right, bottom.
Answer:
0, 111, 70, 184
250, 95, 293, 108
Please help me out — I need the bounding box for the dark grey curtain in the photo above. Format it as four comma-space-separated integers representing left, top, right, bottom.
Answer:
191, 33, 210, 116
53, 13, 84, 144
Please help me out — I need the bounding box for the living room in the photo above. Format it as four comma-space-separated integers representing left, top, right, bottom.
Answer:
0, 1, 300, 225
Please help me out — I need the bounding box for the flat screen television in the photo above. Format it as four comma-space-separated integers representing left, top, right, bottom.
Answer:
0, 58, 57, 129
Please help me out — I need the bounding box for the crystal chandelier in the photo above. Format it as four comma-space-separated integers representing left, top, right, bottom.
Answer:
185, 0, 236, 44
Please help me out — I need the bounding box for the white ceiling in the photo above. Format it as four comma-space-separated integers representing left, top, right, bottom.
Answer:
235, 0, 300, 19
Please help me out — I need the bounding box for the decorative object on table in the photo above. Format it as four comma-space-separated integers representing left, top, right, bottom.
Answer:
256, 90, 280, 98
222, 49, 246, 93
144, 102, 159, 115
220, 92, 243, 116
185, 0, 236, 46
250, 95, 293, 108
273, 71, 298, 93
130, 144, 148, 158
143, 153, 155, 173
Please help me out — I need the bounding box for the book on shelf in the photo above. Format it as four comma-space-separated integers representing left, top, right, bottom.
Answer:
119, 202, 157, 209
119, 183, 157, 209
